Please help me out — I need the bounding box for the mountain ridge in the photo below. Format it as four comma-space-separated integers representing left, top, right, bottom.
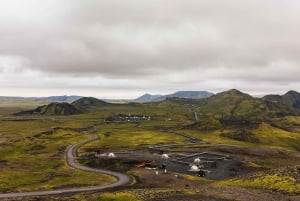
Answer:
11, 89, 300, 119
134, 91, 214, 102
0, 95, 83, 103
263, 90, 300, 111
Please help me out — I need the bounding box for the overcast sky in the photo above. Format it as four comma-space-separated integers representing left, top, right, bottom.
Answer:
0, 0, 300, 98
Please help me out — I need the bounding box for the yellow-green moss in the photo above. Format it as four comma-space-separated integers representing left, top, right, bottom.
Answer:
216, 174, 300, 194
96, 192, 142, 201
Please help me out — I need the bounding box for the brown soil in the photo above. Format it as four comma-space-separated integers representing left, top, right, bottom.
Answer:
4, 167, 299, 201
211, 145, 288, 157
3, 146, 300, 201
128, 168, 300, 201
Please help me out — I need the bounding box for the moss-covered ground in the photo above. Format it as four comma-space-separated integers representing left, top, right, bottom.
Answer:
0, 100, 300, 200
0, 114, 116, 193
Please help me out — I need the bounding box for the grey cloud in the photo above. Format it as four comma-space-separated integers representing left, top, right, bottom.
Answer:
1, 0, 300, 96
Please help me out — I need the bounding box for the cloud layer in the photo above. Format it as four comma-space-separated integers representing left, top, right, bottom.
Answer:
1, 0, 300, 98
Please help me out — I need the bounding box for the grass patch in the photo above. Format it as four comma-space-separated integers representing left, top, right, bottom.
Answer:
216, 174, 300, 194
215, 166, 300, 194
252, 122, 300, 150
94, 192, 142, 201
0, 116, 116, 193
82, 123, 188, 151
181, 174, 212, 182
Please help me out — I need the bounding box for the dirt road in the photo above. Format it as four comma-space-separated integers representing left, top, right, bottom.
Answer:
0, 134, 131, 199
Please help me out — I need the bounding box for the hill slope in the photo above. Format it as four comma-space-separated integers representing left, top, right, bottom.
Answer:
212, 89, 298, 118
15, 102, 82, 115
161, 89, 297, 124
264, 90, 300, 110
72, 97, 109, 110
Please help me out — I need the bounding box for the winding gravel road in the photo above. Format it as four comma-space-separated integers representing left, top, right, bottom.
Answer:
0, 134, 131, 199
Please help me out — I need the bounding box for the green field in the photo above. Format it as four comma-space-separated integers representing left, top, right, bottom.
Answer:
0, 93, 300, 199
0, 113, 116, 192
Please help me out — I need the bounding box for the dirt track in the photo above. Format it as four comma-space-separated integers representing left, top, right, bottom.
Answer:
0, 134, 131, 199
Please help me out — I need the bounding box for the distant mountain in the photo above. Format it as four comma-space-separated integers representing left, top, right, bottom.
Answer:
15, 102, 82, 116
134, 93, 163, 102
0, 96, 28, 102
0, 95, 82, 103
134, 91, 213, 102
34, 95, 82, 103
103, 99, 130, 104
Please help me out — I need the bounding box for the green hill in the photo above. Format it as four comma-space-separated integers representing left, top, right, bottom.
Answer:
72, 97, 109, 110
158, 89, 299, 136
194, 89, 297, 120
15, 102, 82, 115
12, 90, 300, 122
264, 90, 300, 110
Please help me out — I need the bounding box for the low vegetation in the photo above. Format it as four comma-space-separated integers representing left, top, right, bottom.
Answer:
0, 116, 116, 192
0, 89, 300, 200
216, 166, 300, 193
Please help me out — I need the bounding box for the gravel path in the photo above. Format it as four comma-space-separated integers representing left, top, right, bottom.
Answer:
0, 134, 131, 199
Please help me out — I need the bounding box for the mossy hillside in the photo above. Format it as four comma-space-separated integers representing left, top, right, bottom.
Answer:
101, 101, 194, 124
81, 122, 188, 151
0, 165, 116, 192
264, 90, 300, 112
15, 102, 82, 115
198, 89, 252, 113
216, 167, 300, 194
72, 189, 203, 201
268, 116, 300, 133
252, 122, 300, 150
170, 89, 298, 122
0, 118, 116, 192
179, 121, 300, 151
93, 192, 141, 201
0, 117, 97, 139
179, 89, 259, 120
137, 119, 180, 131
217, 174, 300, 194
1, 91, 300, 195
178, 128, 256, 147
72, 97, 110, 112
